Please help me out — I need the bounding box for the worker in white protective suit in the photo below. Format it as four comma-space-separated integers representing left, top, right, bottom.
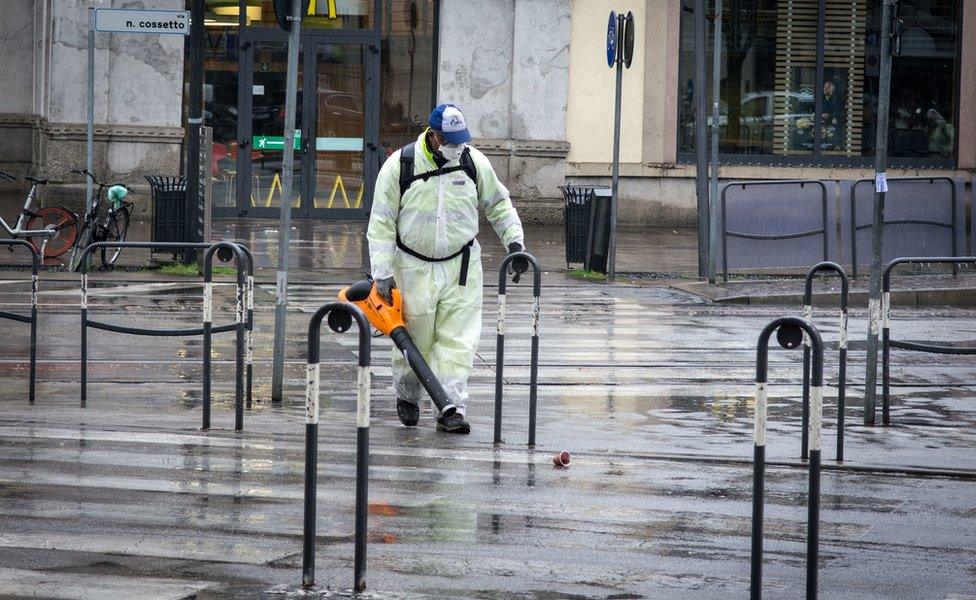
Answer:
366, 104, 528, 434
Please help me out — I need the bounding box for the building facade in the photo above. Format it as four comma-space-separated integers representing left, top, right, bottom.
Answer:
0, 0, 972, 227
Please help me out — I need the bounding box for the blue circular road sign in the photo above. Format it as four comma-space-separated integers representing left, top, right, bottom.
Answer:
606, 11, 617, 68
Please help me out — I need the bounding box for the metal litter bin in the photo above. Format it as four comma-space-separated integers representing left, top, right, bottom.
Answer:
558, 185, 612, 273
146, 176, 190, 261
146, 176, 188, 243
586, 188, 612, 274
559, 185, 593, 267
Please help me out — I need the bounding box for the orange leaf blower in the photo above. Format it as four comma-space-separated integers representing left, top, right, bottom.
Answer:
337, 279, 458, 417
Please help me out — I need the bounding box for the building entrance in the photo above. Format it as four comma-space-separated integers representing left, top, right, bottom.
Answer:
213, 29, 379, 219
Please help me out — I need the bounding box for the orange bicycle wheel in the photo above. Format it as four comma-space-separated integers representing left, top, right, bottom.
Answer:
27, 207, 78, 257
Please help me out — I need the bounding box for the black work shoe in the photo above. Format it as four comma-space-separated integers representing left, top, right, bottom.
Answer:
396, 399, 419, 426
436, 413, 471, 434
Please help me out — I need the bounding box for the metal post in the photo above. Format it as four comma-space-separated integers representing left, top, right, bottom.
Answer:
234, 267, 246, 431
29, 257, 38, 404
751, 317, 824, 600
882, 286, 891, 425
302, 355, 319, 588
494, 253, 542, 446
493, 284, 506, 445
184, 0, 206, 261
608, 14, 624, 282
202, 275, 213, 430
247, 271, 254, 408
271, 0, 303, 403
708, 0, 722, 283
801, 262, 849, 462
801, 302, 812, 459
693, 0, 710, 278
864, 0, 897, 425
80, 272, 88, 408
354, 361, 371, 592
303, 302, 371, 590
86, 8, 95, 215
528, 284, 541, 447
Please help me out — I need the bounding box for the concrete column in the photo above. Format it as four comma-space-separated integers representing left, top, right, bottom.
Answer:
958, 0, 976, 170
0, 0, 185, 213
642, 0, 680, 165
438, 0, 571, 222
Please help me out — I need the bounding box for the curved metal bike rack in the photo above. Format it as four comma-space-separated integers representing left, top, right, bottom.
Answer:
202, 242, 250, 430
79, 241, 252, 431
0, 239, 40, 403
494, 251, 542, 446
721, 180, 830, 282
302, 301, 371, 592
752, 316, 824, 600
801, 261, 849, 461
882, 256, 976, 425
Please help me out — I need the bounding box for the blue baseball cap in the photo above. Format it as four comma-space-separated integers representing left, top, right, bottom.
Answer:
428, 103, 471, 144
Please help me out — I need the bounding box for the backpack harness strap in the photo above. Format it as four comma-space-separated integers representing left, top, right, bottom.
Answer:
395, 141, 478, 286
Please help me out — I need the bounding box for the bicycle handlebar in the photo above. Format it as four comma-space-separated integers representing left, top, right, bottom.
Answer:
72, 169, 134, 194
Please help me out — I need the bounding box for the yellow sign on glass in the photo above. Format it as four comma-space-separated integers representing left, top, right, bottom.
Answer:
308, 0, 338, 19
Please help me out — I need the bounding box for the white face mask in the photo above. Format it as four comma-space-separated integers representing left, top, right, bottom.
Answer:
439, 143, 466, 162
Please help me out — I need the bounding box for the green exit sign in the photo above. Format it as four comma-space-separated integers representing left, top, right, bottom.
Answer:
253, 130, 301, 150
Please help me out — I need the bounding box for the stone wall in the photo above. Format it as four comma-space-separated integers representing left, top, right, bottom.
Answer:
0, 0, 185, 215
437, 0, 571, 223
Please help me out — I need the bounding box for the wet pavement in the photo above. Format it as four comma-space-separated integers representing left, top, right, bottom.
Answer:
1, 245, 976, 597
0, 218, 699, 280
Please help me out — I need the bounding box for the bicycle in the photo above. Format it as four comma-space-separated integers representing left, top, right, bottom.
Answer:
67, 169, 134, 270
0, 170, 76, 257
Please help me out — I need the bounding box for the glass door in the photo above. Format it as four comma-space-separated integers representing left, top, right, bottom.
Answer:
217, 29, 379, 220
244, 38, 305, 217
307, 42, 377, 218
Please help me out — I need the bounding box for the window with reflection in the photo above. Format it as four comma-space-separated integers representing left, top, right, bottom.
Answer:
379, 0, 437, 157
677, 0, 960, 164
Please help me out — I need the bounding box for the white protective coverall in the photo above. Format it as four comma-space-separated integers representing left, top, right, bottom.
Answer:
367, 131, 524, 415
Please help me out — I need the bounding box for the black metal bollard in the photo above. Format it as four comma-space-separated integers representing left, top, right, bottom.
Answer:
77, 241, 251, 420
494, 252, 542, 446
302, 301, 371, 591
0, 240, 41, 403
881, 257, 976, 426
801, 261, 849, 462
235, 243, 256, 409
752, 317, 824, 600
202, 242, 248, 431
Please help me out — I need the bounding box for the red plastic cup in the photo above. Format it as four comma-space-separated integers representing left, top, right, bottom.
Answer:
552, 450, 571, 467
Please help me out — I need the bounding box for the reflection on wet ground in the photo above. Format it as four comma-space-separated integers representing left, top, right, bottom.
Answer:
0, 218, 699, 276
0, 278, 974, 598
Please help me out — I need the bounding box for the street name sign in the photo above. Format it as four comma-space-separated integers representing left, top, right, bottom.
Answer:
94, 9, 190, 35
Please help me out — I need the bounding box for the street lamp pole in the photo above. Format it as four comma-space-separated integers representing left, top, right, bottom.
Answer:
271, 0, 303, 403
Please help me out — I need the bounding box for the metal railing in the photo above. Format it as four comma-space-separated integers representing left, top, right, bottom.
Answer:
302, 301, 371, 591
881, 257, 976, 425
79, 241, 252, 431
721, 180, 830, 282
0, 239, 40, 403
849, 177, 959, 278
801, 261, 849, 461
494, 252, 542, 446
752, 317, 824, 600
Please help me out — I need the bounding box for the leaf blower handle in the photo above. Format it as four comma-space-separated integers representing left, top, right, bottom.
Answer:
389, 326, 457, 417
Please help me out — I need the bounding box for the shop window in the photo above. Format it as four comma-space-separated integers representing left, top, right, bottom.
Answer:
379, 0, 437, 156
241, 0, 373, 29
677, 0, 960, 165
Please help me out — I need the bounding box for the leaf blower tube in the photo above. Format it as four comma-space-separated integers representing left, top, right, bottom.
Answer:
338, 279, 457, 418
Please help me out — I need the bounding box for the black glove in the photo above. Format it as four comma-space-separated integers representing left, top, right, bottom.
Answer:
375, 277, 396, 305
507, 242, 529, 283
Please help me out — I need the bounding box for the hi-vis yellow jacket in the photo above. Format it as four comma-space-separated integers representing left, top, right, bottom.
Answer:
367, 131, 524, 281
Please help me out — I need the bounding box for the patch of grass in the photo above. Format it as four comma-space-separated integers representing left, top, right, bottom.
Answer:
567, 268, 608, 282
151, 262, 237, 277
